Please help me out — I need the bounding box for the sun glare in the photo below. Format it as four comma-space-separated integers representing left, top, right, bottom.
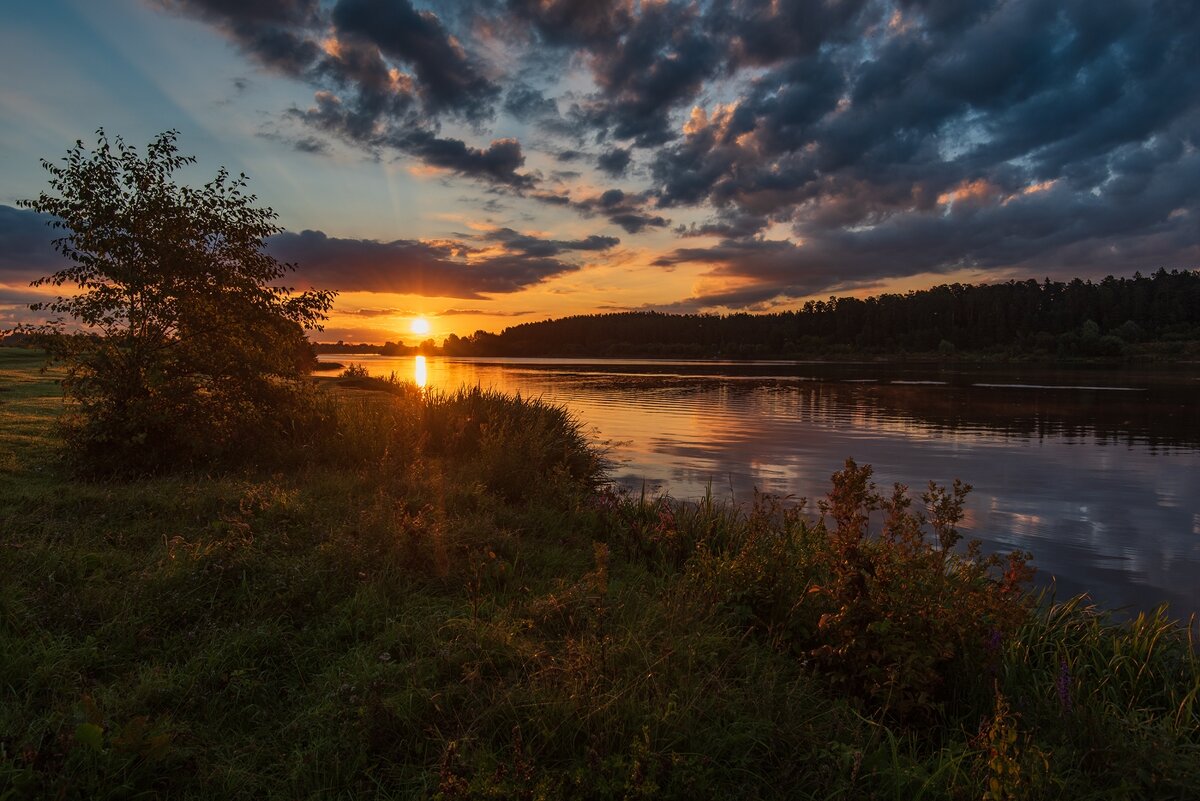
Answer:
413, 355, 427, 389
410, 317, 431, 335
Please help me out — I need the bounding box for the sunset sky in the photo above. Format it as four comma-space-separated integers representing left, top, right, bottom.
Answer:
2, 0, 1198, 343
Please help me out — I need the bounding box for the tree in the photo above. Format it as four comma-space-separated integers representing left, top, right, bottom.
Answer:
17, 129, 336, 473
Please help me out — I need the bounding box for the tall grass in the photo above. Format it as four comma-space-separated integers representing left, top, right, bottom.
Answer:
594, 475, 1200, 798
1, 353, 1197, 799
993, 595, 1200, 795
321, 375, 603, 500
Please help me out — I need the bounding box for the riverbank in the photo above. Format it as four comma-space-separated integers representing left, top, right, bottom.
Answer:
1, 348, 1197, 799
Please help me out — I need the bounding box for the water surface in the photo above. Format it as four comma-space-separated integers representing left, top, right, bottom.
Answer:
322, 355, 1200, 619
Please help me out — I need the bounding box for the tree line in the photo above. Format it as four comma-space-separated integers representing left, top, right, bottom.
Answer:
437, 270, 1200, 359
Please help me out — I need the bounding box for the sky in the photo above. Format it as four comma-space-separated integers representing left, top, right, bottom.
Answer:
1, 0, 1198, 344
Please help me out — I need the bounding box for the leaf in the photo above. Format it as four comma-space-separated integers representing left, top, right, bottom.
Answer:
75, 722, 104, 751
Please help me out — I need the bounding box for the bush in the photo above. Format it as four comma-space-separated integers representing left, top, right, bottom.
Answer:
606, 459, 1036, 722
15, 130, 334, 475
322, 384, 603, 500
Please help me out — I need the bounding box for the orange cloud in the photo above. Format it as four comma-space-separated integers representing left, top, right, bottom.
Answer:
937, 179, 1001, 206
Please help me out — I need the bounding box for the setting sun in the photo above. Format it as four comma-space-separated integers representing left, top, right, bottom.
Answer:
410, 317, 431, 336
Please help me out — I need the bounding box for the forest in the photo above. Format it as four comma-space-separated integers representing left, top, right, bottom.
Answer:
432, 270, 1200, 360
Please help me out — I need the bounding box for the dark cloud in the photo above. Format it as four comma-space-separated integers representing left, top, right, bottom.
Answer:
157, 0, 323, 74
529, 191, 572, 207
154, 0, 1200, 306
0, 288, 52, 307
541, 188, 669, 234
439, 307, 533, 317
524, 187, 668, 233
163, 0, 499, 122
676, 210, 770, 239
503, 83, 559, 122
639, 0, 1200, 304
606, 211, 669, 235
579, 189, 669, 234
596, 147, 631, 177
572, 2, 720, 147
268, 229, 580, 298
508, 0, 632, 47
0, 205, 591, 305
340, 305, 533, 319
654, 145, 1200, 306
0, 206, 65, 280
717, 0, 872, 67
161, 0, 533, 187
330, 0, 498, 120
399, 132, 533, 188
482, 227, 619, 257
258, 126, 332, 154
342, 307, 415, 317
290, 95, 536, 187
291, 135, 330, 154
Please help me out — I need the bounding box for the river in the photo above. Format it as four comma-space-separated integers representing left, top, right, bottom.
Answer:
319, 354, 1200, 620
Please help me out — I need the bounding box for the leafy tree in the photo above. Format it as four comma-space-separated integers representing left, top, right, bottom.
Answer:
17, 129, 336, 473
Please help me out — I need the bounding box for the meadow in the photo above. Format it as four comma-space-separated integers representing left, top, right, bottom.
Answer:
1, 347, 1197, 799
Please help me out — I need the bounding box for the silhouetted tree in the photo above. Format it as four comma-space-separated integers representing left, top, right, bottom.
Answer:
17, 129, 336, 473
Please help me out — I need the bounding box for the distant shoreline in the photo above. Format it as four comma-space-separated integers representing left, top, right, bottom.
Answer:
312, 346, 1200, 367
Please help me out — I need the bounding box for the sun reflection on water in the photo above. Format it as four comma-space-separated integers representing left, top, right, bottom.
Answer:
414, 355, 427, 389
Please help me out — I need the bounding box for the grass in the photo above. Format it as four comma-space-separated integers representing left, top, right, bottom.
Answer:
1, 346, 1197, 799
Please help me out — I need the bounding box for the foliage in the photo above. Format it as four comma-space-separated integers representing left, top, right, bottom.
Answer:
340, 363, 371, 379
326, 377, 602, 500
14, 130, 334, 473
2, 355, 1198, 799
611, 459, 1036, 722
996, 595, 1200, 794
977, 688, 1049, 801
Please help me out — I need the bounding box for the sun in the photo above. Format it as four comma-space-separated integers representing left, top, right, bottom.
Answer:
410, 317, 431, 336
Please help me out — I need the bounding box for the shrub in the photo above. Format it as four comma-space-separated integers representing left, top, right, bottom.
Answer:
609, 459, 1036, 722
15, 129, 334, 474
321, 384, 603, 501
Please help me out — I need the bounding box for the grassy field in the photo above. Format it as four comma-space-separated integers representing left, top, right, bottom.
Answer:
1, 346, 1197, 799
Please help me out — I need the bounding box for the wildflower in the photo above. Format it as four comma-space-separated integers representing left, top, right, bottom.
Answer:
655, 500, 676, 533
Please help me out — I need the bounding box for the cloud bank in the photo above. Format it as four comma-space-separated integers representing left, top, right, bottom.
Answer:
39, 1, 1200, 307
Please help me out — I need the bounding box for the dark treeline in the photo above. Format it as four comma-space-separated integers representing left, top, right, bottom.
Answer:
442, 270, 1200, 359
312, 340, 432, 356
